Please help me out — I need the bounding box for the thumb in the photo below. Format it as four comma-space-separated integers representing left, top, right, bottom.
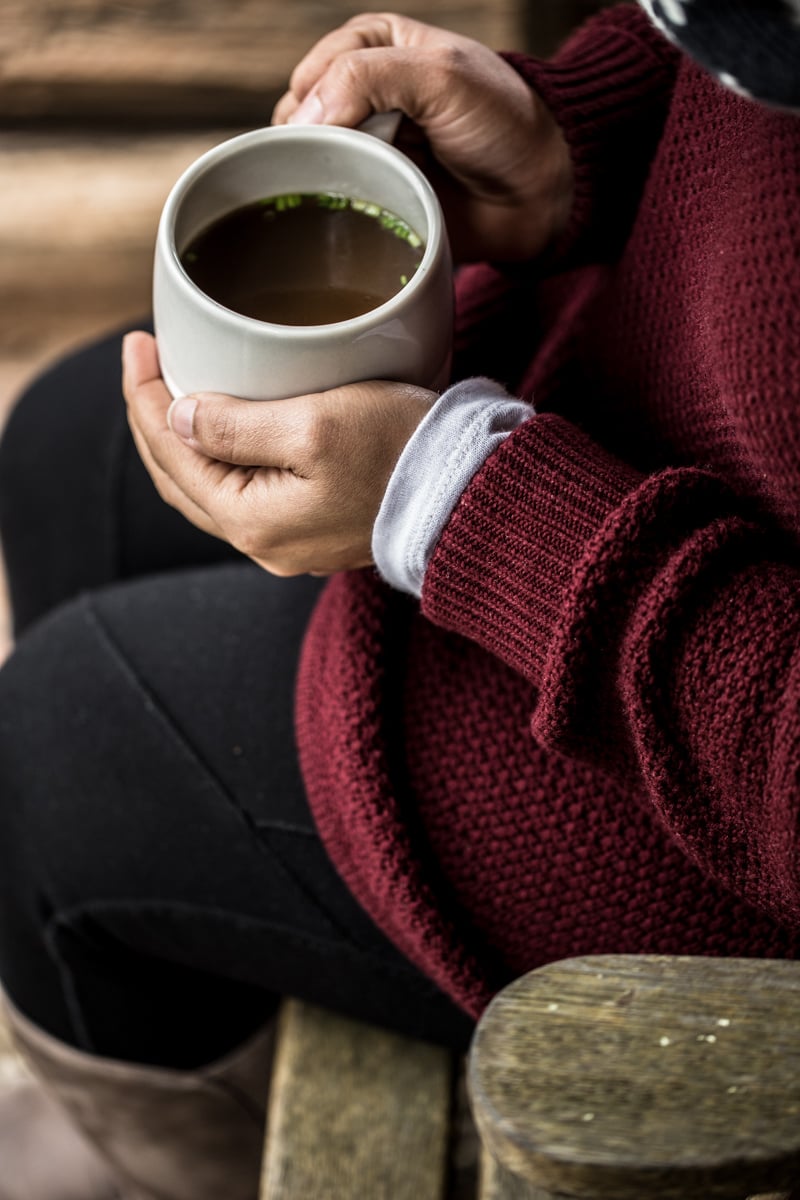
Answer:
167, 392, 296, 468
166, 394, 200, 446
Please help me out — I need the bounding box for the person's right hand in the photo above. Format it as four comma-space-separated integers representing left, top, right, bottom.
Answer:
272, 13, 573, 264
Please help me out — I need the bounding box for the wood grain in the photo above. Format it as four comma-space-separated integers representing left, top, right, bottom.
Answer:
450, 1059, 482, 1200
521, 0, 621, 57
479, 1151, 554, 1199
0, 128, 236, 660
0, 129, 236, 305
261, 1000, 453, 1200
468, 956, 800, 1200
0, 128, 236, 416
0, 0, 524, 126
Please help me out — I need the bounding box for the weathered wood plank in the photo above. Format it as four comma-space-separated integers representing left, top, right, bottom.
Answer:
479, 1150, 553, 1200
476, 1154, 796, 1200
0, 129, 235, 306
0, 128, 235, 416
451, 1059, 482, 1200
260, 1000, 453, 1200
477, 1154, 794, 1200
468, 956, 800, 1200
522, 0, 621, 57
0, 0, 524, 125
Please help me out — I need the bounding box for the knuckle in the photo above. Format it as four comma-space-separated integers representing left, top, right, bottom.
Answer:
198, 402, 241, 460
344, 11, 392, 32
434, 41, 470, 83
328, 50, 368, 95
346, 12, 413, 37
302, 408, 338, 460
343, 11, 372, 29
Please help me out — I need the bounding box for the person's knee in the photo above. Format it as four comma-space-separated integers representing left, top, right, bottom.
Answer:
0, 582, 197, 918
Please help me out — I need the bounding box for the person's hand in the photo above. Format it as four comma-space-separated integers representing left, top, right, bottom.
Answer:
272, 13, 573, 265
122, 331, 435, 576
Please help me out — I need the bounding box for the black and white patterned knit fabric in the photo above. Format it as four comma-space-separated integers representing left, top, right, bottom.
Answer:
637, 0, 800, 110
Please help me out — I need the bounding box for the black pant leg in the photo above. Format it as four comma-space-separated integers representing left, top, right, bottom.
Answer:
0, 329, 475, 1068
0, 565, 474, 1069
0, 326, 242, 636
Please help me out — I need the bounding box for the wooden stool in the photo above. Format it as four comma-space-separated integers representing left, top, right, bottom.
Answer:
260, 956, 800, 1199
470, 956, 800, 1200
260, 1000, 455, 1198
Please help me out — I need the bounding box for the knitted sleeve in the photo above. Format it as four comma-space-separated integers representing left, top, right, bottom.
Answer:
420, 414, 800, 931
418, 8, 800, 935
449, 6, 682, 387
503, 4, 682, 269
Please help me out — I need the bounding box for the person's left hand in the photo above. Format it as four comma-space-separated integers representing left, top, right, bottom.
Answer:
122, 331, 435, 576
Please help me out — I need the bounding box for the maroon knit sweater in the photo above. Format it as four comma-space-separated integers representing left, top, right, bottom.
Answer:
295, 5, 800, 1018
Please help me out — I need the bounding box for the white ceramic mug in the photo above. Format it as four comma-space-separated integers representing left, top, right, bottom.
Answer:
153, 124, 453, 400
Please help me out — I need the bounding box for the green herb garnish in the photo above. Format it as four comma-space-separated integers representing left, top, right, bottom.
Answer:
253, 193, 423, 247
314, 192, 348, 210
259, 194, 302, 211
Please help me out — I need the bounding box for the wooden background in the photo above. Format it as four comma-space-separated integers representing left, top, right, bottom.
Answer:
0, 0, 616, 653
0, 0, 618, 419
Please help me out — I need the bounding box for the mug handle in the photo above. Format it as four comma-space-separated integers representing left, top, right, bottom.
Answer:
357, 110, 402, 144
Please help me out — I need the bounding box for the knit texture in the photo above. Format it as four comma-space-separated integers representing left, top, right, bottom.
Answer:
295, 4, 800, 1017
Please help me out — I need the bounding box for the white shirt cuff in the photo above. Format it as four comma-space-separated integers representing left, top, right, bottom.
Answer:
372, 377, 536, 597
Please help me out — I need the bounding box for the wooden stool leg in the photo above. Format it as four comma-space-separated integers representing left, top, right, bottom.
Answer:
260, 1000, 453, 1200
468, 956, 800, 1200
479, 1149, 564, 1199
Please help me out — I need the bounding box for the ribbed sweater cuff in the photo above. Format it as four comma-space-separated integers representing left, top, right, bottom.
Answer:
421, 413, 643, 685
503, 8, 679, 265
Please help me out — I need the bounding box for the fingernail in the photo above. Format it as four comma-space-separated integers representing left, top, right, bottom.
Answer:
287, 91, 324, 125
167, 395, 197, 441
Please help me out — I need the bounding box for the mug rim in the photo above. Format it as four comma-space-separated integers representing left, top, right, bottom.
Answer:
157, 123, 446, 338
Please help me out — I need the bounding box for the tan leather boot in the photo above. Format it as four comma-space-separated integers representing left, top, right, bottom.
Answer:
3, 994, 274, 1200
0, 1074, 124, 1200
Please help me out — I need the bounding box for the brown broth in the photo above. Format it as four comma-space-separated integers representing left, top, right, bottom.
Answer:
180, 193, 424, 325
